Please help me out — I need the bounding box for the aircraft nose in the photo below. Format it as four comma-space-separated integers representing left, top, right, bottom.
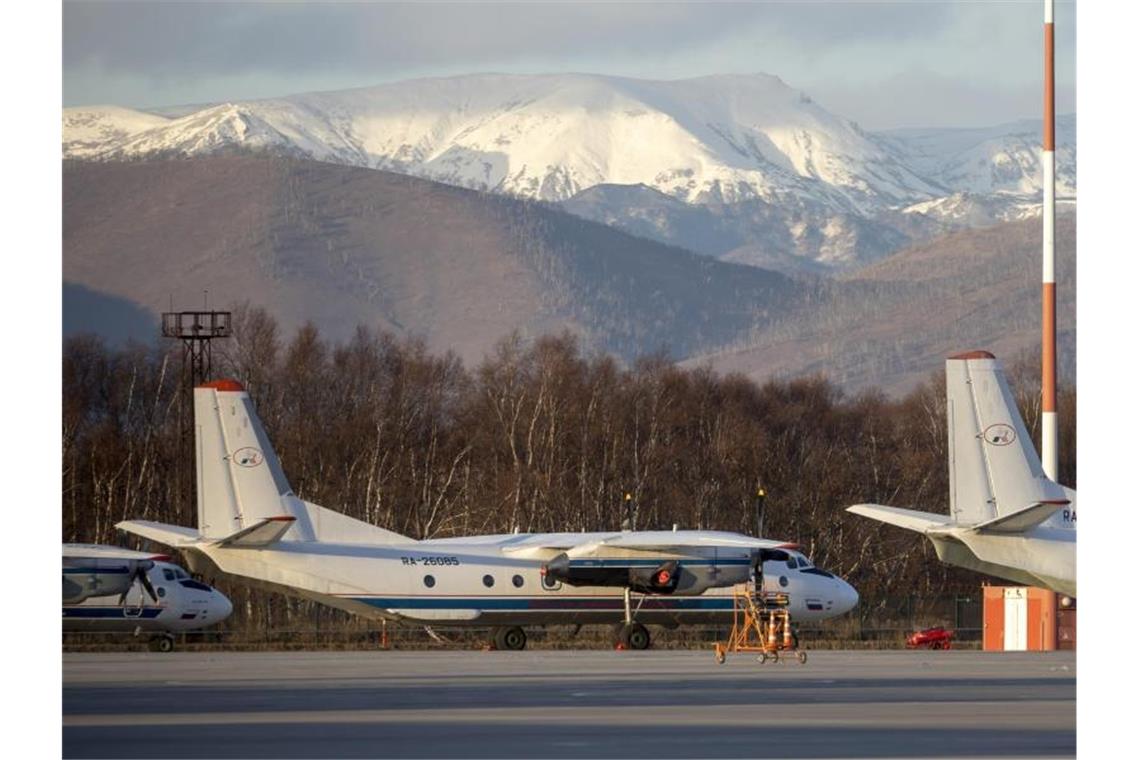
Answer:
213, 592, 233, 622
836, 579, 859, 614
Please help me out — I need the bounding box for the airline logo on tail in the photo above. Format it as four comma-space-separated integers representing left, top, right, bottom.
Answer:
984, 424, 1016, 446
234, 448, 264, 467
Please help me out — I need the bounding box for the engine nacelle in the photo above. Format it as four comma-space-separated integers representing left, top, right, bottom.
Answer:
541, 556, 685, 595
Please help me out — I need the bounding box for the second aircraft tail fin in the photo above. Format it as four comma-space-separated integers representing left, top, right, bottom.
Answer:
945, 351, 1068, 527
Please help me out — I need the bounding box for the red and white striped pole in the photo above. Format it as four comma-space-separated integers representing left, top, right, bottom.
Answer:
1041, 0, 1058, 480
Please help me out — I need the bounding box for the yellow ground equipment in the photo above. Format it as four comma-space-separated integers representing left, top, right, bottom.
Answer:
714, 585, 807, 665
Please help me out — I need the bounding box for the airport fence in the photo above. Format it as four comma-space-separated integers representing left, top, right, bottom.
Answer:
63, 593, 982, 652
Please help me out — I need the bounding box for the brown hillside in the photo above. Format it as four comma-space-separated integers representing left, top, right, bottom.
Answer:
689, 215, 1076, 395
63, 157, 798, 366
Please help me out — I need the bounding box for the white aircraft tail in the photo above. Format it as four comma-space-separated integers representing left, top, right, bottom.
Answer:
194, 380, 410, 545
945, 351, 1068, 528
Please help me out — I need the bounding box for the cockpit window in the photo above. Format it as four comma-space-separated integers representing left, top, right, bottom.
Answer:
178, 579, 212, 592
174, 568, 189, 579
797, 557, 810, 568
785, 559, 797, 569
162, 568, 175, 581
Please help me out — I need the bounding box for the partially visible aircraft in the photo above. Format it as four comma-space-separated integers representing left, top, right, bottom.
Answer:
848, 351, 1075, 597
118, 379, 858, 650
63, 544, 233, 651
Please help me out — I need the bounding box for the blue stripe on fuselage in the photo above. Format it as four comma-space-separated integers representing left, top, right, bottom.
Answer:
62, 606, 163, 619
348, 596, 736, 611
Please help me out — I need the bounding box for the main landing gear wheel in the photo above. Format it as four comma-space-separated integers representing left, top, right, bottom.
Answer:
618, 623, 651, 650
148, 634, 175, 653
494, 626, 528, 651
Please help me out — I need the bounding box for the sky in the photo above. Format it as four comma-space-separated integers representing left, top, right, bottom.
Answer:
63, 0, 1076, 131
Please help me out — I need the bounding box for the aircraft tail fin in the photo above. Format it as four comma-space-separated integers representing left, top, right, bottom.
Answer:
194, 380, 312, 540
945, 352, 1068, 526
195, 380, 412, 545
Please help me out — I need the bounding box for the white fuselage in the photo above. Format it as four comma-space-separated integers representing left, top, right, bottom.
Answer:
933, 519, 1076, 598
185, 531, 858, 627
62, 561, 233, 633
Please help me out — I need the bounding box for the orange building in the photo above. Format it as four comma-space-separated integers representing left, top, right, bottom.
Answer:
982, 585, 1075, 651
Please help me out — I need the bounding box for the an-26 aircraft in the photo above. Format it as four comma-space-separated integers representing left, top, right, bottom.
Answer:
63, 544, 233, 651
848, 351, 1076, 598
118, 379, 858, 650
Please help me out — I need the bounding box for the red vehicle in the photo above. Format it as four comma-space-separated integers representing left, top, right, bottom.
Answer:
907, 626, 954, 650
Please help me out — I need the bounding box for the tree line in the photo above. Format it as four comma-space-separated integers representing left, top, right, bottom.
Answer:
62, 305, 1076, 633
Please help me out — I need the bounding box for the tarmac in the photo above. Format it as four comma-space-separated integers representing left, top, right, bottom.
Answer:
63, 649, 1076, 758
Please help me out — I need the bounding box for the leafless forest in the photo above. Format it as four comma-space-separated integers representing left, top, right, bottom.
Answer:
62, 305, 1076, 640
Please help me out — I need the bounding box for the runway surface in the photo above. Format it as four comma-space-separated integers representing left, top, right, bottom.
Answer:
63, 649, 1075, 758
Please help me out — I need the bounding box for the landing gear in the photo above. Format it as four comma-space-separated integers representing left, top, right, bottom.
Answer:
493, 626, 528, 651
615, 587, 652, 649
148, 634, 175, 653
617, 623, 651, 650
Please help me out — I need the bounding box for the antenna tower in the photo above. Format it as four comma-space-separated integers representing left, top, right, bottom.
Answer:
162, 308, 232, 523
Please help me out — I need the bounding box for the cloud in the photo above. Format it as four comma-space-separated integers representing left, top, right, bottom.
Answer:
63, 1, 1076, 129
64, 2, 761, 76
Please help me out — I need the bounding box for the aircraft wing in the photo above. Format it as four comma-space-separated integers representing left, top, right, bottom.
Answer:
503, 531, 795, 558
598, 534, 797, 551
62, 543, 170, 561
846, 504, 956, 534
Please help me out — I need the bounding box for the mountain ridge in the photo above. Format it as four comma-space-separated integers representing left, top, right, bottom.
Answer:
63, 73, 1075, 273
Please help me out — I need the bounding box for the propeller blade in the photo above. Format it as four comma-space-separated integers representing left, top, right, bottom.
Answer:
138, 561, 158, 602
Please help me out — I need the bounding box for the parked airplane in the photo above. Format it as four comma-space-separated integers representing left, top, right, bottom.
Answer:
63, 544, 233, 651
848, 351, 1075, 597
118, 379, 858, 650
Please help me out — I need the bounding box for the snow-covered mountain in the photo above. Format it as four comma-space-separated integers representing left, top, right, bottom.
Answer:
62, 73, 1075, 271
880, 116, 1076, 199
63, 74, 941, 208
63, 106, 170, 159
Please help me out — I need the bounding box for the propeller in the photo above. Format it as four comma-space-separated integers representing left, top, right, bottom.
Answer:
118, 561, 158, 605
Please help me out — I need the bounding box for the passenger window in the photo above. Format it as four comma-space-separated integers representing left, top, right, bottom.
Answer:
512, 575, 524, 588
779, 576, 789, 587
542, 574, 562, 591
423, 575, 436, 588
483, 574, 495, 588
156, 587, 166, 598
